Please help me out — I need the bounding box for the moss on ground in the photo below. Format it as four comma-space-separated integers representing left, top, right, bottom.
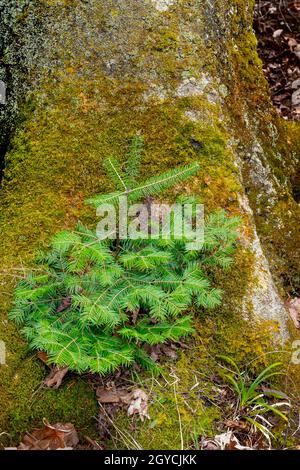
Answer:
111, 240, 293, 450
112, 314, 285, 450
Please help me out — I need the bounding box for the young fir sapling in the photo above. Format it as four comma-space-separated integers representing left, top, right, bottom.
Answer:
9, 136, 240, 375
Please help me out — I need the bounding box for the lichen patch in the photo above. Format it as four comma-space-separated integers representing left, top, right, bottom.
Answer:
238, 194, 289, 340
175, 76, 211, 98
151, 0, 175, 12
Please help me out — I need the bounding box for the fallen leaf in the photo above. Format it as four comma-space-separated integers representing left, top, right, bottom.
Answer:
214, 431, 253, 450
273, 29, 283, 38
127, 389, 150, 422
96, 387, 131, 404
288, 38, 298, 50
254, 2, 300, 122
44, 366, 69, 389
97, 387, 150, 421
292, 89, 300, 106
292, 78, 300, 89
294, 44, 300, 60
6, 419, 79, 450
149, 344, 161, 362
200, 438, 219, 450
56, 297, 72, 313
224, 419, 249, 431
286, 298, 300, 328
37, 351, 49, 365
161, 345, 178, 359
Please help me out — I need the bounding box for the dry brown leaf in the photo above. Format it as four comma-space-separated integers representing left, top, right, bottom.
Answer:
37, 351, 49, 364
97, 386, 150, 421
286, 298, 300, 328
254, 1, 300, 121
127, 389, 150, 421
200, 438, 219, 450
96, 387, 131, 404
204, 442, 219, 450
273, 29, 283, 38
149, 344, 161, 362
214, 431, 253, 451
161, 345, 178, 360
224, 419, 249, 431
56, 297, 72, 313
294, 44, 300, 60
292, 78, 300, 89
288, 37, 298, 50
44, 366, 69, 389
6, 419, 79, 450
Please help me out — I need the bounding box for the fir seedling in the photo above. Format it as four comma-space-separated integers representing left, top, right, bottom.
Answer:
86, 135, 201, 207
9, 136, 240, 375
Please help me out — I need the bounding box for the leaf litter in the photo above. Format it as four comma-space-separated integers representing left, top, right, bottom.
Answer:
254, 0, 300, 120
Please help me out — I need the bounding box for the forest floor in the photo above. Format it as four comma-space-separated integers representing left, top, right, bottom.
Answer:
254, 0, 300, 121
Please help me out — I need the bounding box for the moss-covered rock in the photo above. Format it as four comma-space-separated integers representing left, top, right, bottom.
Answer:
0, 0, 299, 448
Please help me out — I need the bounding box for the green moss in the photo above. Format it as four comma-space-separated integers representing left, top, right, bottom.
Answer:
114, 353, 222, 451
2, 366, 97, 447
0, 274, 98, 446
148, 27, 179, 53
111, 242, 290, 449
213, 0, 300, 297
1, 0, 298, 448
0, 66, 239, 449
111, 313, 286, 450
